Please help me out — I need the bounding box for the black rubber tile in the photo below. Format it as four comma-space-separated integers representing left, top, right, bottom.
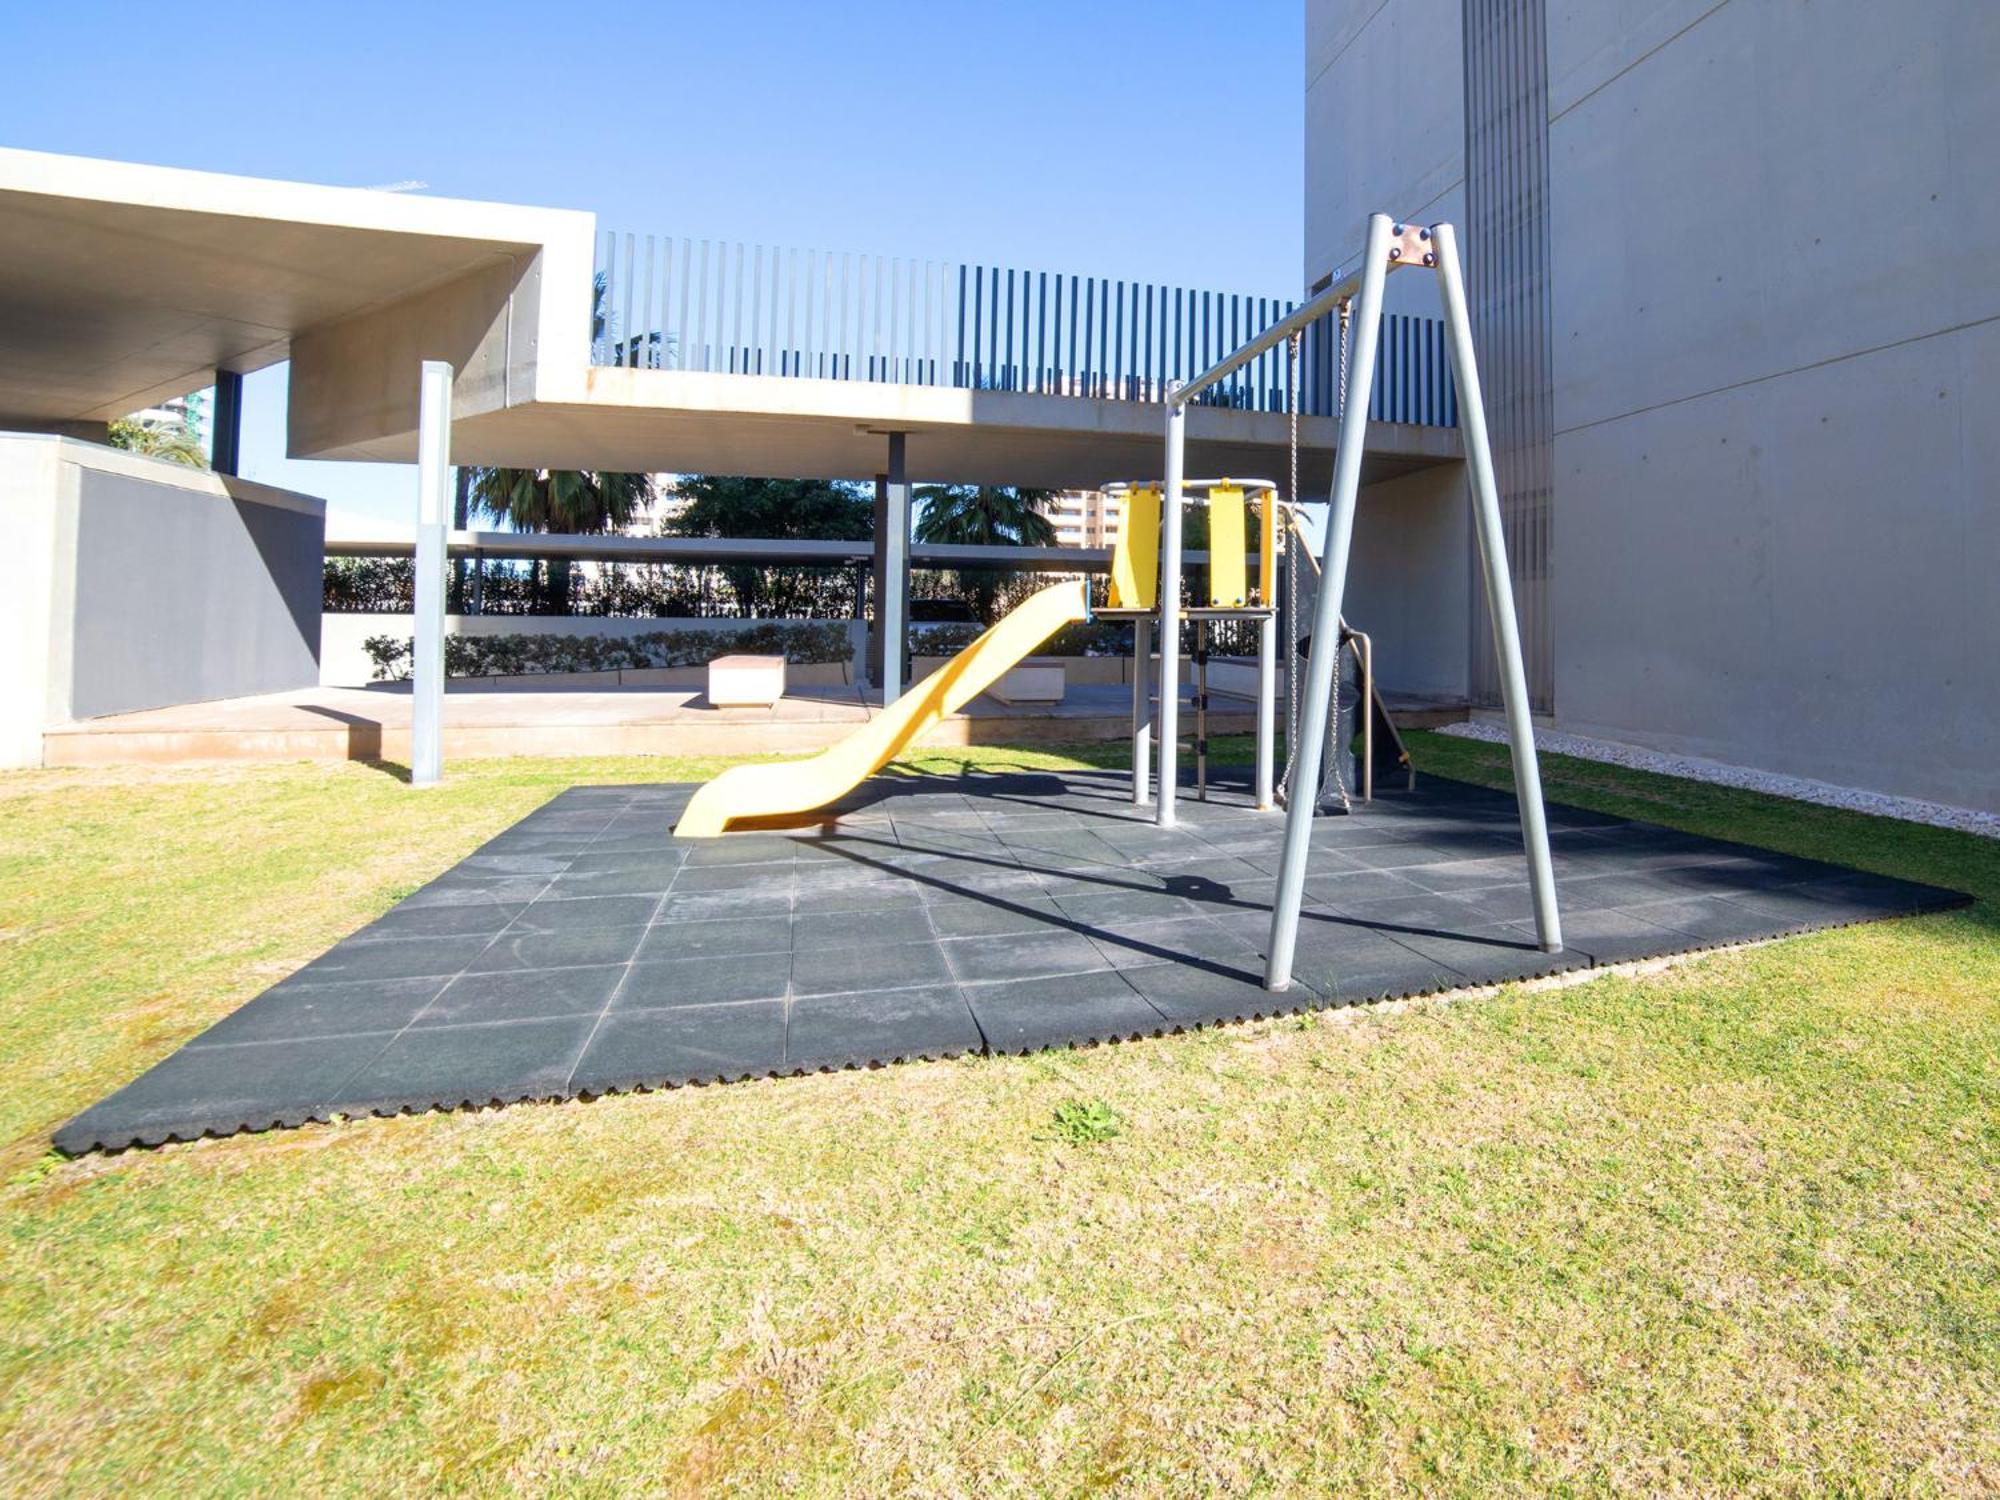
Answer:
790, 879, 929, 916
966, 970, 1167, 1052
546, 866, 679, 899
683, 835, 797, 867
1507, 908, 1698, 967
660, 886, 794, 922
1052, 887, 1201, 924
787, 985, 982, 1071
793, 940, 955, 997
635, 912, 792, 961
337, 1017, 597, 1113
923, 893, 1067, 938
792, 906, 937, 951
352, 901, 527, 942
197, 975, 448, 1046
400, 877, 552, 910
562, 849, 688, 875
619, 951, 792, 1010
673, 864, 798, 894
940, 929, 1112, 982
506, 895, 659, 934
466, 926, 648, 973
288, 934, 494, 985
1387, 922, 1587, 987
415, 965, 626, 1027
1120, 953, 1326, 1028
56, 775, 1974, 1154
573, 1000, 787, 1091
1284, 926, 1468, 1006
54, 1031, 393, 1151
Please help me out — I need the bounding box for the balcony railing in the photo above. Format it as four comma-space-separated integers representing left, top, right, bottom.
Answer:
595, 231, 1456, 428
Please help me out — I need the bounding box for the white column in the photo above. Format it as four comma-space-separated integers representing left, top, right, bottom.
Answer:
411, 360, 452, 787
1154, 395, 1186, 827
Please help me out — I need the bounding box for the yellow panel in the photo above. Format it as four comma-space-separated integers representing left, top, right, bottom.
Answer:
1208, 484, 1247, 608
676, 580, 1092, 836
1108, 486, 1159, 611
1258, 490, 1276, 605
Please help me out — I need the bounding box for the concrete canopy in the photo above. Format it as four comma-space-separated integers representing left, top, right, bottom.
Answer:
0, 148, 1458, 491
0, 147, 590, 430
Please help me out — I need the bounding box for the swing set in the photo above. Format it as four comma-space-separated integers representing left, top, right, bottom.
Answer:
1099, 213, 1562, 991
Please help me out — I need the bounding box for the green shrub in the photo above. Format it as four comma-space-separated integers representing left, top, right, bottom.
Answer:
361, 622, 852, 682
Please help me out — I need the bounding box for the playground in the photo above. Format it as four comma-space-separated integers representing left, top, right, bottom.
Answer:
6, 742, 1996, 1492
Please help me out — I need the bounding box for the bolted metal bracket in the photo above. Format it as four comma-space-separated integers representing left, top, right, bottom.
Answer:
1385, 221, 1438, 270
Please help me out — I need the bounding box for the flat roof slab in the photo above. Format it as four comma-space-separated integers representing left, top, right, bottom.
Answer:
54, 772, 1970, 1154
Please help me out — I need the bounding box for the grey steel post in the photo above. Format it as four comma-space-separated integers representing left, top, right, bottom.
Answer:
1433, 221, 1562, 951
1264, 215, 1393, 991
411, 360, 453, 787
1131, 613, 1153, 804
878, 432, 910, 704
1154, 393, 1187, 826
1255, 609, 1277, 810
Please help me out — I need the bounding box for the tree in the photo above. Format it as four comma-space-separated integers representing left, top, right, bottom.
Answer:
107, 416, 207, 469
912, 485, 1056, 623
466, 466, 654, 613
665, 476, 872, 618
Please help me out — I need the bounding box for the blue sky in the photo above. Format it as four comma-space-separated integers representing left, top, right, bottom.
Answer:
2, 0, 1304, 528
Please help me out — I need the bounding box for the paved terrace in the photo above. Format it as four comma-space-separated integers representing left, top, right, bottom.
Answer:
58, 769, 1967, 1153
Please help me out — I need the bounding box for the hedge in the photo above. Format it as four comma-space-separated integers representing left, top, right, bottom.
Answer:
363, 622, 853, 682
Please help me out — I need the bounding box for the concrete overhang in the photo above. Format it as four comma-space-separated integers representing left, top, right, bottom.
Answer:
1, 149, 1460, 492
0, 147, 592, 428
414, 369, 1461, 492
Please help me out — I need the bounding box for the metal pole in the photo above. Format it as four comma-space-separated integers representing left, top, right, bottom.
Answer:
1131, 614, 1153, 804
209, 369, 243, 476
1195, 619, 1209, 801
1155, 393, 1186, 826
411, 360, 452, 787
881, 432, 910, 704
1255, 608, 1277, 810
1358, 632, 1375, 803
1432, 222, 1562, 952
1264, 214, 1393, 991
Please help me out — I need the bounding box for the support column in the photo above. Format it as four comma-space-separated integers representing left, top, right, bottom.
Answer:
869, 433, 911, 704
1433, 221, 1562, 951
210, 370, 242, 476
1265, 215, 1393, 991
411, 361, 452, 787
1154, 395, 1186, 827
1130, 614, 1153, 804
1255, 610, 1277, 809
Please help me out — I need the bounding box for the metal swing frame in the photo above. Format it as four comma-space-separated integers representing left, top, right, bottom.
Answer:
1156, 214, 1563, 992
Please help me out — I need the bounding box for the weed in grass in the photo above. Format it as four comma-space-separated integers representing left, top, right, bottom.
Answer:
1047, 1099, 1123, 1145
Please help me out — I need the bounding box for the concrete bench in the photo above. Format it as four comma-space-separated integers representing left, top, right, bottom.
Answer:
984, 659, 1067, 706
706, 654, 787, 708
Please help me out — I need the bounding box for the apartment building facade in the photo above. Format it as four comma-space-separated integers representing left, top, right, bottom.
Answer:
1313, 0, 1999, 813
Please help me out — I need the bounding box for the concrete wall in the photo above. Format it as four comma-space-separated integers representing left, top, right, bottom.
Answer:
320, 612, 869, 687
1547, 0, 2000, 811
0, 435, 326, 764
1308, 0, 2000, 812
1343, 467, 1473, 704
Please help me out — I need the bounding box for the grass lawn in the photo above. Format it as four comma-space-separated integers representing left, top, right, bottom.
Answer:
2, 736, 1996, 1495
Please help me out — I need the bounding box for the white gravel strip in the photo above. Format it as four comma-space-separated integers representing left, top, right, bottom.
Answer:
1438, 719, 2000, 840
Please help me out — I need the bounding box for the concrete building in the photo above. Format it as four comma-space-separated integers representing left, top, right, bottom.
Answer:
1312, 0, 1999, 813
1047, 490, 1121, 549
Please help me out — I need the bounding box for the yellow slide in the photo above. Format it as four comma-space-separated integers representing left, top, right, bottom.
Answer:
675, 579, 1091, 837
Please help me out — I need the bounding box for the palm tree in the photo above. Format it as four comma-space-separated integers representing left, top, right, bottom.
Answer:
107, 416, 207, 469
913, 485, 1056, 623
467, 466, 654, 613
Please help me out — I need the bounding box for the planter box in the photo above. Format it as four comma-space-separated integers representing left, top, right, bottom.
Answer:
985, 661, 1067, 705
706, 654, 787, 707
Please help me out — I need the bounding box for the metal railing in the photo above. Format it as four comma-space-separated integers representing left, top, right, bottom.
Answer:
594, 231, 1457, 427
